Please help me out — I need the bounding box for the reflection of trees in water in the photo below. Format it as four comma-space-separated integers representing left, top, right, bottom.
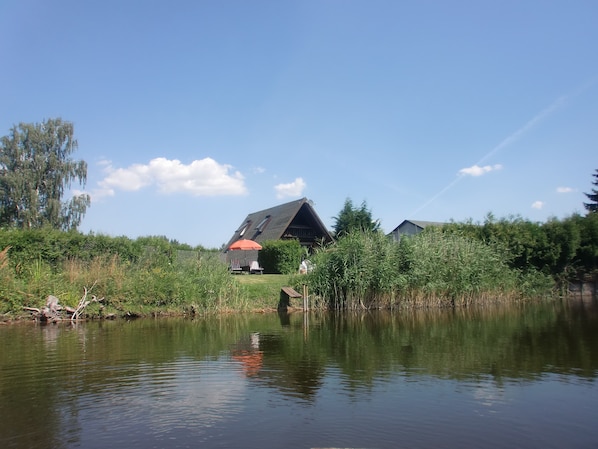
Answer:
0, 320, 223, 448
2, 302, 597, 447
230, 328, 326, 401
257, 332, 325, 401
0, 324, 76, 449
260, 302, 598, 396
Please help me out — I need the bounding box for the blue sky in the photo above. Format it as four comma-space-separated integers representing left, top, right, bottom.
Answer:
1, 1, 597, 248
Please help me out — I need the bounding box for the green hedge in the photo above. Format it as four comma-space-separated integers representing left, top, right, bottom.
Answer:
258, 239, 304, 274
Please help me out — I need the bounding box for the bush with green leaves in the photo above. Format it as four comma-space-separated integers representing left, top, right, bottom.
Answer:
441, 212, 598, 285
258, 239, 304, 274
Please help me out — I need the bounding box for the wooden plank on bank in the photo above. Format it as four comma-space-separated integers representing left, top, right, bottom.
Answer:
281, 286, 302, 298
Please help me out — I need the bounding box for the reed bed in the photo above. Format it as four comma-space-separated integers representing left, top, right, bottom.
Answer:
306, 229, 553, 310
0, 227, 555, 318
0, 248, 248, 317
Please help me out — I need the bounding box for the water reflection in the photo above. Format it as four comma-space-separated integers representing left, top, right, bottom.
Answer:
1, 299, 597, 449
231, 332, 263, 376
82, 359, 247, 437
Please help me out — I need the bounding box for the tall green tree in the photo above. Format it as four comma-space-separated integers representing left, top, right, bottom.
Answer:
332, 198, 380, 237
0, 118, 90, 230
584, 169, 598, 213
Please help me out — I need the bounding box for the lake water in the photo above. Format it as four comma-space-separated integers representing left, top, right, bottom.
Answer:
1, 299, 597, 449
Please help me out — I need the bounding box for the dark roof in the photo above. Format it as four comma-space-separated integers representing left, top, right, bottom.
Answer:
224, 197, 333, 252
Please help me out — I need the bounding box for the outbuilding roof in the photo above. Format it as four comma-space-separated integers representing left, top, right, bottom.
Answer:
388, 219, 447, 242
396, 220, 446, 231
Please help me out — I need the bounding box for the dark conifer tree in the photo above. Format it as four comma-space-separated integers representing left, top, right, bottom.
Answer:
584, 169, 598, 213
333, 198, 380, 237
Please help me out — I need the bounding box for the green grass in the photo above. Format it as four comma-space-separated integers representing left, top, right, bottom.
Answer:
234, 274, 295, 310
234, 273, 285, 286
1, 227, 556, 319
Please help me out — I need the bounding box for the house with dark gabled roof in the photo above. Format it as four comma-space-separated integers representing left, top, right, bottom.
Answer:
388, 219, 446, 242
223, 197, 333, 263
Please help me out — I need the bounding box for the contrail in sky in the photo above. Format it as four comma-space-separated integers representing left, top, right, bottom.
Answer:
474, 94, 568, 167
408, 80, 595, 218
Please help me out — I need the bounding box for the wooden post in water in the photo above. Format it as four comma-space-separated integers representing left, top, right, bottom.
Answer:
302, 284, 308, 311
303, 284, 309, 340
303, 308, 309, 340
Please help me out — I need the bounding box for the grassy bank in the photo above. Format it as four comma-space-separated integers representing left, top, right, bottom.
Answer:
234, 274, 297, 310
0, 228, 557, 321
0, 245, 295, 320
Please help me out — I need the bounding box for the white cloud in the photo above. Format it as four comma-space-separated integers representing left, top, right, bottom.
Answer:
274, 177, 306, 199
458, 164, 503, 177
532, 201, 544, 209
556, 186, 574, 193
92, 157, 247, 201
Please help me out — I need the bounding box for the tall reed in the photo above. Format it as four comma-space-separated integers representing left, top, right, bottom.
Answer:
0, 247, 245, 316
306, 228, 553, 310
308, 230, 403, 309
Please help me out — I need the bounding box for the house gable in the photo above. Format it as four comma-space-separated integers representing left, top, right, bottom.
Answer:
388, 219, 446, 241
224, 198, 333, 253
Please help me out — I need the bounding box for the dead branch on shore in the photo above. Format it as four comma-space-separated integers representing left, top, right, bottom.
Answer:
71, 283, 104, 321
23, 284, 104, 322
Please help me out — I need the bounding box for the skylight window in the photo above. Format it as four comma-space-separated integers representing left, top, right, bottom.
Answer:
238, 220, 252, 237
255, 215, 271, 233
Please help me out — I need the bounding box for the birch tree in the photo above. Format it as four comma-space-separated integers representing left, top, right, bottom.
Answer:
0, 118, 90, 230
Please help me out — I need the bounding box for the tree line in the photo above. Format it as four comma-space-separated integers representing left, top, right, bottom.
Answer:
441, 212, 598, 285
1, 118, 597, 313
332, 172, 598, 289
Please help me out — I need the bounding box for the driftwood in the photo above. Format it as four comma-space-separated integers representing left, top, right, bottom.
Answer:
71, 286, 103, 321
24, 285, 104, 322
23, 295, 64, 323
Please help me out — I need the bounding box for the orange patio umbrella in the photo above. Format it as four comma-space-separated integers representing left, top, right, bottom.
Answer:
228, 239, 262, 251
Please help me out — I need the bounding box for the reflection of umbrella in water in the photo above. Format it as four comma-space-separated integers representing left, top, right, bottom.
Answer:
231, 332, 262, 377
228, 239, 262, 266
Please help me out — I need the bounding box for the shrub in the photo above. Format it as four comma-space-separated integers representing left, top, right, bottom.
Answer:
259, 239, 303, 274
